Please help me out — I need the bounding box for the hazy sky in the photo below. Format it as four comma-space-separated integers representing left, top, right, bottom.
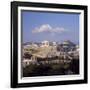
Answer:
22, 10, 80, 44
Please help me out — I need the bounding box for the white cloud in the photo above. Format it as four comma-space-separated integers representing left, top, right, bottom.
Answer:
32, 24, 66, 34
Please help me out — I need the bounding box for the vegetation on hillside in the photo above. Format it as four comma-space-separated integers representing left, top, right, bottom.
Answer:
23, 59, 79, 77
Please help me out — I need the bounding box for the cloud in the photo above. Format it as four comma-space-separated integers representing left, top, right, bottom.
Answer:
32, 24, 66, 34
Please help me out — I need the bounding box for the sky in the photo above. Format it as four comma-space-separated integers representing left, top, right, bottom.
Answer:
22, 10, 80, 44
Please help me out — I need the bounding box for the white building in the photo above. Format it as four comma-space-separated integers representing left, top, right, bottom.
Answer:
76, 45, 79, 51
52, 42, 57, 47
41, 40, 50, 47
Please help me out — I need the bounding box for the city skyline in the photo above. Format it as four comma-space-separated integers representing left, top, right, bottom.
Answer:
22, 11, 80, 44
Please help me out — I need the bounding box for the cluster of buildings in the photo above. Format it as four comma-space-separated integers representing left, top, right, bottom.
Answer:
22, 40, 79, 67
